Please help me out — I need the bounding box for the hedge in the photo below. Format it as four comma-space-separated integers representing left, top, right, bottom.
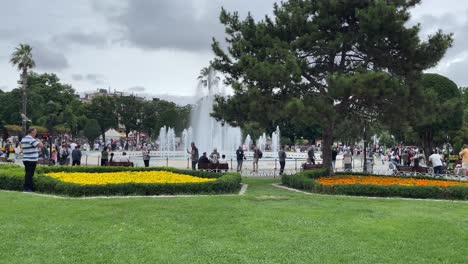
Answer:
281, 169, 468, 200
0, 165, 242, 197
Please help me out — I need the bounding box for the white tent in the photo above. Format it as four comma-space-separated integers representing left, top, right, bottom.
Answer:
105, 129, 121, 140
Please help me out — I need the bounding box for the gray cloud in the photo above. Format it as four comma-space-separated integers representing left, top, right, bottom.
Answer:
127, 86, 146, 92
443, 59, 468, 87
94, 0, 277, 52
52, 31, 108, 48
32, 42, 69, 70
0, 85, 8, 91
110, 0, 223, 51
71, 73, 105, 85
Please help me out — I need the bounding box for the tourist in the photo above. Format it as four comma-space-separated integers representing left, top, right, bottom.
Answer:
307, 146, 316, 164
187, 142, 199, 170
198, 152, 210, 164
210, 148, 220, 164
428, 151, 443, 175
109, 152, 114, 162
219, 154, 228, 164
253, 145, 262, 172
278, 146, 286, 175
331, 147, 338, 172
236, 146, 245, 172
459, 145, 468, 177
21, 128, 44, 192
72, 145, 82, 166
402, 150, 409, 166
117, 152, 131, 162
302, 158, 314, 170
59, 143, 70, 165
70, 141, 77, 152
142, 146, 151, 167
4, 141, 11, 159
51, 149, 57, 165
14, 142, 21, 160
101, 147, 109, 166
343, 151, 352, 171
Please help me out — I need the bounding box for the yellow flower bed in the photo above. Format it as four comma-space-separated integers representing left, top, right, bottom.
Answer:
46, 171, 217, 185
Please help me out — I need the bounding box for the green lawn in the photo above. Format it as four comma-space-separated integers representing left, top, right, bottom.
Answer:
0, 178, 467, 264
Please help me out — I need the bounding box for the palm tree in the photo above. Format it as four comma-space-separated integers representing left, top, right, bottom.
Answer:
10, 44, 35, 132
197, 65, 220, 94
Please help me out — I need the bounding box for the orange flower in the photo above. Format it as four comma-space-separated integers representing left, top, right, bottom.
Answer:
317, 175, 468, 187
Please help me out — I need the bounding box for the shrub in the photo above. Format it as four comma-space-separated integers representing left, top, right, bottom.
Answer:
0, 165, 242, 197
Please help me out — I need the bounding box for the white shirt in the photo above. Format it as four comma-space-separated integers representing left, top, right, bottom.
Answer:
428, 154, 443, 167
219, 158, 228, 164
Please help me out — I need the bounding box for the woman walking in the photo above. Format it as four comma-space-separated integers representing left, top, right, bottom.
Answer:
142, 146, 151, 167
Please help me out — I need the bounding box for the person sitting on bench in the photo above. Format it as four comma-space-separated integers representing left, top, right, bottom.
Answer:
116, 152, 130, 162
198, 152, 210, 164
219, 154, 228, 164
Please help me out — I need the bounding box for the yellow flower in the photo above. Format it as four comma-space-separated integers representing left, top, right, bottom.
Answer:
46, 171, 216, 185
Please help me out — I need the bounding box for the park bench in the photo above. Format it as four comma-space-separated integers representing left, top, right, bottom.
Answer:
394, 165, 430, 176
108, 161, 134, 167
302, 164, 323, 171
37, 159, 54, 166
198, 163, 229, 172
0, 157, 14, 163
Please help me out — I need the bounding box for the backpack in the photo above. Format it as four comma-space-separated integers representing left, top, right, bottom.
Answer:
258, 150, 263, 159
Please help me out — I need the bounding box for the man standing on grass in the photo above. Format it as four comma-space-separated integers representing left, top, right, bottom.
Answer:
21, 128, 43, 192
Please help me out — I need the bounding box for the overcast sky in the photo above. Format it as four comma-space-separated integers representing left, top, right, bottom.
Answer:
1, 0, 468, 99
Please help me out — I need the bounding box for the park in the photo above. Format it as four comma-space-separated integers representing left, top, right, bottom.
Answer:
1, 0, 468, 263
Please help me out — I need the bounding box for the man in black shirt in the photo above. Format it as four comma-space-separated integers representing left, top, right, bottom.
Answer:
331, 147, 338, 172
198, 152, 210, 164
236, 146, 245, 172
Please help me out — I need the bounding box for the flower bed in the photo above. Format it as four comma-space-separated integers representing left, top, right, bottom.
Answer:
281, 169, 468, 200
46, 171, 217, 185
0, 165, 241, 197
317, 175, 468, 188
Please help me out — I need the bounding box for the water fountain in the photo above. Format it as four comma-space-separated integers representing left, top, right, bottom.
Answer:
158, 126, 176, 155
189, 68, 242, 157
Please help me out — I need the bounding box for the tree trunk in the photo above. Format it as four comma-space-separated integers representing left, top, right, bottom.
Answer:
101, 129, 106, 143
422, 129, 433, 161
322, 124, 334, 175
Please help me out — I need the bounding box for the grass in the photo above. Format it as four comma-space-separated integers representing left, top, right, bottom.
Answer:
0, 177, 467, 264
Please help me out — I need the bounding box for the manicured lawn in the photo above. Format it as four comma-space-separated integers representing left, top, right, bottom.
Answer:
0, 178, 467, 263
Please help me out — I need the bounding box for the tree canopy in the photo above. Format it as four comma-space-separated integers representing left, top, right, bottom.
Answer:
211, 0, 453, 172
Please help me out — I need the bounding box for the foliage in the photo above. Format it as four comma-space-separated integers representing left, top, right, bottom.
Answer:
4, 125, 22, 133
211, 0, 453, 173
412, 74, 463, 158
9, 44, 35, 72
116, 96, 143, 138
83, 119, 101, 143
29, 126, 48, 133
0, 165, 241, 196
86, 95, 119, 142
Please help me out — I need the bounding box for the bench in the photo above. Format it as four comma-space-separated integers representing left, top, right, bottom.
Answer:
0, 157, 14, 163
37, 159, 55, 166
395, 165, 430, 176
108, 161, 134, 167
302, 164, 323, 171
198, 163, 229, 172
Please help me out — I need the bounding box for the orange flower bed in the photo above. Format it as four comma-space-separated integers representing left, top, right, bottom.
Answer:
317, 175, 468, 188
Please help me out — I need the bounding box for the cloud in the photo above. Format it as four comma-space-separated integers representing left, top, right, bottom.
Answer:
52, 31, 108, 48
0, 85, 8, 91
93, 0, 277, 52
71, 73, 105, 85
127, 86, 146, 92
32, 42, 69, 70
442, 57, 468, 87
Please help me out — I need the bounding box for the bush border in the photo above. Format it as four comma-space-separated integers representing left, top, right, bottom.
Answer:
281, 169, 468, 200
0, 165, 242, 197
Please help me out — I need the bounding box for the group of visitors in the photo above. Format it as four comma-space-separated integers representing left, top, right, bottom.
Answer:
187, 143, 230, 170
100, 147, 132, 166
